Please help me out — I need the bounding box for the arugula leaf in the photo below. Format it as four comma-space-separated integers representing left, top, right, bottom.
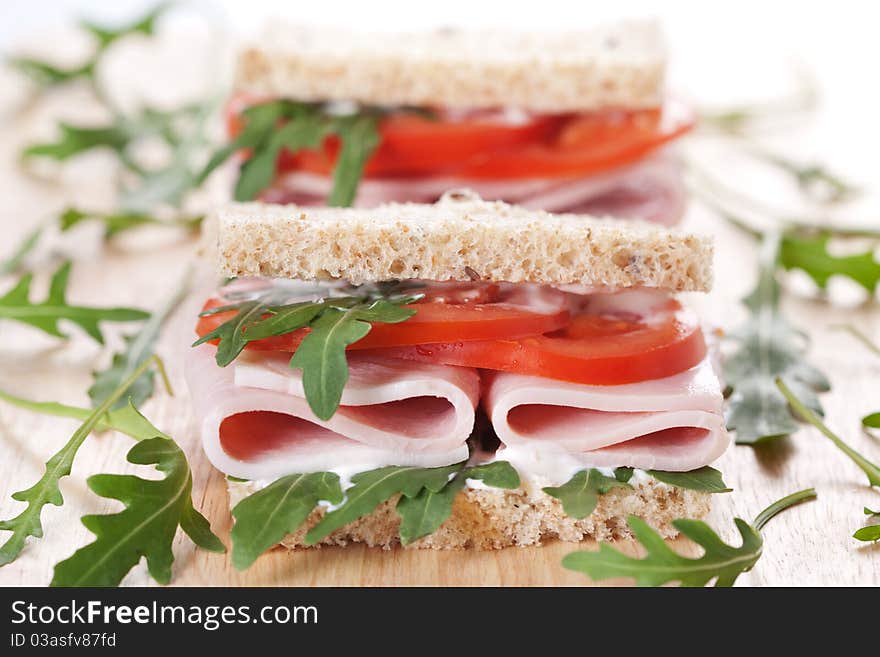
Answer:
304, 464, 461, 545
194, 290, 418, 419
776, 378, 880, 487
863, 412, 880, 429
780, 233, 880, 294
288, 308, 370, 420
79, 2, 170, 50
854, 525, 880, 542
853, 508, 880, 542
0, 356, 169, 566
0, 261, 149, 343
60, 207, 159, 238
51, 436, 224, 586
202, 100, 382, 207
7, 57, 93, 89
230, 473, 343, 570
724, 233, 830, 444
9, 4, 170, 91
235, 114, 327, 201
327, 114, 380, 207
196, 101, 290, 186
562, 488, 816, 587
22, 122, 131, 161
0, 392, 170, 440
192, 300, 273, 366
614, 467, 634, 483
543, 469, 631, 519
397, 461, 519, 545
89, 268, 190, 409
0, 226, 42, 275
646, 467, 732, 493
290, 299, 416, 420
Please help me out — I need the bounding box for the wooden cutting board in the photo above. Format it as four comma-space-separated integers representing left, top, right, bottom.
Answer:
0, 31, 878, 587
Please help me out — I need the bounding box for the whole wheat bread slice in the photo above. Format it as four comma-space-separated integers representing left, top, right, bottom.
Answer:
228, 477, 710, 550
235, 20, 665, 113
210, 191, 712, 292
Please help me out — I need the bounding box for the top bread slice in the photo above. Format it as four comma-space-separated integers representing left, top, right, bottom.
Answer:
235, 20, 665, 113
211, 191, 712, 292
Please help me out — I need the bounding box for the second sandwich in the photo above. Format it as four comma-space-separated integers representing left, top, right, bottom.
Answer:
187, 192, 730, 558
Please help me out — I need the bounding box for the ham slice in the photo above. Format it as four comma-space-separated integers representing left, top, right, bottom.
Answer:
483, 356, 729, 472
261, 152, 686, 225
186, 344, 479, 480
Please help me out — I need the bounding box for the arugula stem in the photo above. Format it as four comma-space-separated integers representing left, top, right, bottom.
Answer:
686, 160, 880, 239
776, 378, 880, 487
752, 488, 817, 531
830, 324, 880, 357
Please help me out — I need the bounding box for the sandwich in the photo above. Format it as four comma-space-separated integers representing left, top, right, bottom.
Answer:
222, 21, 691, 224
185, 192, 730, 558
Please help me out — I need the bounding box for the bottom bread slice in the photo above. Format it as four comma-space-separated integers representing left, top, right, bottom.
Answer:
227, 477, 711, 550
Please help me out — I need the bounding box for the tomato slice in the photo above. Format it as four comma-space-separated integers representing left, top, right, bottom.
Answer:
228, 96, 694, 183
361, 299, 706, 385
195, 284, 570, 352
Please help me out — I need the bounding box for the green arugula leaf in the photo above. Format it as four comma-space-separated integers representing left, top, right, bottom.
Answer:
194, 289, 418, 419
51, 436, 224, 586
230, 473, 343, 570
563, 488, 816, 587
543, 469, 631, 519
0, 392, 170, 440
288, 308, 371, 420
203, 100, 382, 207
237, 301, 323, 342
196, 101, 290, 186
397, 461, 520, 545
235, 114, 327, 201
780, 232, 880, 294
60, 207, 159, 238
8, 4, 170, 90
327, 114, 380, 207
22, 122, 131, 161
0, 356, 169, 566
192, 299, 272, 366
79, 2, 170, 50
0, 261, 149, 343
724, 233, 830, 444
776, 378, 880, 487
614, 467, 634, 483
290, 299, 416, 420
0, 226, 42, 275
89, 268, 190, 409
854, 507, 880, 542
7, 57, 93, 89
304, 464, 461, 545
854, 525, 880, 542
863, 412, 880, 428
646, 466, 732, 493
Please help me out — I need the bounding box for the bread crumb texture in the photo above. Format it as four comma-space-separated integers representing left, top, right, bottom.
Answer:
234, 21, 666, 112
227, 478, 711, 551
214, 192, 713, 292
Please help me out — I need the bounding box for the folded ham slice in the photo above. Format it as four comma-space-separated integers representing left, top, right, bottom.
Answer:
261, 152, 686, 225
483, 356, 729, 473
186, 344, 479, 480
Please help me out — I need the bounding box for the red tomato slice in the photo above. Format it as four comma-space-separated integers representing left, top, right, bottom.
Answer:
361, 301, 706, 385
228, 97, 694, 183
195, 284, 570, 352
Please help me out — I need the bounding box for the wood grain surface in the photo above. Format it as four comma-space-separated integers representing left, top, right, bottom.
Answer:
0, 26, 878, 587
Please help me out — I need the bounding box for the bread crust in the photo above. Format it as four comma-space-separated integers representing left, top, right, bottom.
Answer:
234, 21, 665, 112
211, 192, 712, 292
227, 478, 710, 550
